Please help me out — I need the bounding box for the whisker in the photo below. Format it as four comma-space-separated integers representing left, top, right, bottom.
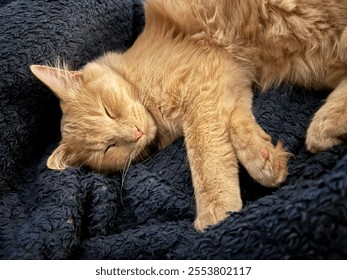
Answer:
121, 157, 131, 188
119, 155, 133, 209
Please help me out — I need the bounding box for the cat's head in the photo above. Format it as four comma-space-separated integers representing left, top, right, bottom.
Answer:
30, 62, 157, 173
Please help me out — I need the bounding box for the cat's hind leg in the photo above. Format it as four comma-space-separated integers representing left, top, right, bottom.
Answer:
306, 79, 347, 153
307, 27, 347, 151
227, 89, 290, 187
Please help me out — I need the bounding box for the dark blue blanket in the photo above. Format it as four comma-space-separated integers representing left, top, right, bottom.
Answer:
1, 0, 347, 260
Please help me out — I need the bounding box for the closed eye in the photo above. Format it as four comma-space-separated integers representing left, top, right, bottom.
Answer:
104, 144, 116, 154
104, 106, 113, 119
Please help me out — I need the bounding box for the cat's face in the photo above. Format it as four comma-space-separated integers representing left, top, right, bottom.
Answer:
30, 63, 157, 173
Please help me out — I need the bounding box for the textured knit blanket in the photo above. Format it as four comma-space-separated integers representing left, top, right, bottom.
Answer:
1, 0, 347, 259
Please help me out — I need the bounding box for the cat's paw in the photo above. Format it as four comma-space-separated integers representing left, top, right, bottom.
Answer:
306, 119, 345, 153
306, 91, 347, 153
251, 141, 289, 187
194, 201, 242, 232
235, 130, 289, 187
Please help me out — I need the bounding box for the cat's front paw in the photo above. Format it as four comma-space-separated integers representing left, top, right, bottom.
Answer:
235, 131, 289, 187
251, 141, 290, 187
194, 201, 242, 232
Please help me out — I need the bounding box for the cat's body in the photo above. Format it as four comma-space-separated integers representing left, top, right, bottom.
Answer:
31, 0, 347, 230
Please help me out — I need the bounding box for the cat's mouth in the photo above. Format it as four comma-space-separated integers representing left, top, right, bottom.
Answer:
130, 124, 158, 165
140, 111, 158, 144
135, 125, 156, 149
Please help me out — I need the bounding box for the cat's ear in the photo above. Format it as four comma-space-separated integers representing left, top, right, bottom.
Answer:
30, 65, 82, 100
47, 143, 74, 170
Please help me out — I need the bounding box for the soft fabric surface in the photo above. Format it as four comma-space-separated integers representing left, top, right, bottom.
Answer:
1, 0, 347, 260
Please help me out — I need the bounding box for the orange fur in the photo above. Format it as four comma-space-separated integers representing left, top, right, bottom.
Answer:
31, 0, 347, 231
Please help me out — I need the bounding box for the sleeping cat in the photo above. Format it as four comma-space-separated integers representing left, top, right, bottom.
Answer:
31, 0, 347, 231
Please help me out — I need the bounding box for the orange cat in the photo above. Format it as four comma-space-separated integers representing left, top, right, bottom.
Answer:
31, 0, 347, 231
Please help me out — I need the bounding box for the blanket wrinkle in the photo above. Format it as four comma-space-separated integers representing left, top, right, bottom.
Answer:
1, 0, 347, 260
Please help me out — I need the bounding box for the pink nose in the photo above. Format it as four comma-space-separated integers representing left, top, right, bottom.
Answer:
134, 129, 144, 141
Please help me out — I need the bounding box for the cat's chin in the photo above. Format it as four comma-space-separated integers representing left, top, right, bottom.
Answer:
133, 142, 159, 164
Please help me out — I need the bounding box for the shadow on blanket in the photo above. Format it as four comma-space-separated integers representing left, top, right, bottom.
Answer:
1, 0, 346, 259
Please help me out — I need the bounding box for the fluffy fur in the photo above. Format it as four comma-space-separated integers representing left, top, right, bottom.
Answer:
31, 0, 347, 231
